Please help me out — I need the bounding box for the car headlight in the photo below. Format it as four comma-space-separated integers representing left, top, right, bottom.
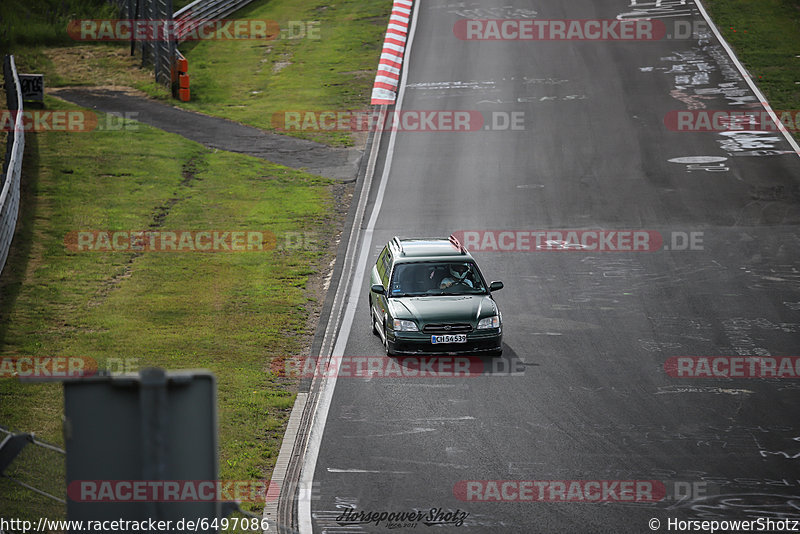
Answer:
477, 316, 500, 329
393, 319, 419, 332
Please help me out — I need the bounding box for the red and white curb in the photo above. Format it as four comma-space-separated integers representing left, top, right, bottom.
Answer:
371, 0, 413, 105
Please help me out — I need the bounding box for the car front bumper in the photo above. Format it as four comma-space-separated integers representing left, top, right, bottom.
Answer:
387, 328, 502, 355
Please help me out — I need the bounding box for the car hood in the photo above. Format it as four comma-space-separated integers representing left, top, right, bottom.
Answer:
389, 295, 497, 325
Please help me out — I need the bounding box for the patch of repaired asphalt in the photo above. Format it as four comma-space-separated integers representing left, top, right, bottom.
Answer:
51, 87, 362, 181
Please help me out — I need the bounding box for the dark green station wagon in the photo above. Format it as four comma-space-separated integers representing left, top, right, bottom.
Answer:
369, 235, 504, 356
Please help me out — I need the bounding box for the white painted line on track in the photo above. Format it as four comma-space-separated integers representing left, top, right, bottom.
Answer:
297, 0, 422, 531
695, 0, 800, 157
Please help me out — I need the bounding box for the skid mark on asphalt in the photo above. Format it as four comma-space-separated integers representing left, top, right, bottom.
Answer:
406, 76, 590, 105
344, 428, 437, 438
429, 3, 538, 19
655, 385, 753, 395
674, 493, 800, 520
326, 468, 412, 474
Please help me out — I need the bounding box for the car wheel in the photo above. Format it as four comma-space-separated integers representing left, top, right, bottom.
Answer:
383, 321, 394, 356
370, 301, 379, 335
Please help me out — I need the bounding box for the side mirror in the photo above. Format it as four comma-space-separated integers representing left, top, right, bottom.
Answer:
371, 284, 385, 295
489, 281, 504, 292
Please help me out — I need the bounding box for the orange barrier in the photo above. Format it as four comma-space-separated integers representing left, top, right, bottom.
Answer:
172, 51, 190, 101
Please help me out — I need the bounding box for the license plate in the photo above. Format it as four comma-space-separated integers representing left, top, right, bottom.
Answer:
431, 334, 467, 344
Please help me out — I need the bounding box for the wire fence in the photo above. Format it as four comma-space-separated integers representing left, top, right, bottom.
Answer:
107, 0, 177, 85
104, 0, 258, 92
0, 55, 24, 278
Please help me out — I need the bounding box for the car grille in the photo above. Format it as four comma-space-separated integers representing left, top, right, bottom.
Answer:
423, 323, 473, 334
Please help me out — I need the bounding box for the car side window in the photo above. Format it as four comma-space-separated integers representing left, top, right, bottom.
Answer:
381, 250, 393, 286
376, 247, 387, 281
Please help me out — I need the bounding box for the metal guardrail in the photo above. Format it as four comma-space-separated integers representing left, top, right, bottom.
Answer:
0, 55, 25, 277
174, 0, 258, 43
104, 0, 257, 96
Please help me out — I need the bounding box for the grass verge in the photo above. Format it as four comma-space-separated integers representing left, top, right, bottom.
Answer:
171, 0, 390, 146
1, 0, 388, 524
702, 0, 800, 142
0, 0, 116, 51
0, 1, 169, 96
0, 95, 347, 523
7, 0, 392, 147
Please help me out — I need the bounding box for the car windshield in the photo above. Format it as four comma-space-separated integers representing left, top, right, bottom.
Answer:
389, 261, 487, 297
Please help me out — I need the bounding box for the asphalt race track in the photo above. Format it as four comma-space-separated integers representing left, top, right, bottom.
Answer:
295, 0, 800, 532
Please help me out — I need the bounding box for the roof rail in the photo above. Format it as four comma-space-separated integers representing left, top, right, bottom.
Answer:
391, 236, 404, 255
449, 234, 466, 254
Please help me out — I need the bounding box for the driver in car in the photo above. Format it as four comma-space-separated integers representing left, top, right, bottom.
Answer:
440, 263, 474, 289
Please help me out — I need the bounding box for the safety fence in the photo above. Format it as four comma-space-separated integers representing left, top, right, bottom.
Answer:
174, 0, 259, 42
107, 0, 177, 86
0, 55, 25, 277
106, 0, 257, 100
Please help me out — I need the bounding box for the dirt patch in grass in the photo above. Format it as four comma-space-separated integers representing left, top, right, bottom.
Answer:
12, 44, 171, 99
46, 45, 162, 89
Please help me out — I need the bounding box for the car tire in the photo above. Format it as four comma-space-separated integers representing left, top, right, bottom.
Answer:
370, 301, 379, 336
383, 321, 394, 356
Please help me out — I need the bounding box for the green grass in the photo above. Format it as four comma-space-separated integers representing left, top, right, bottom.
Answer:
0, 95, 343, 522
173, 0, 196, 11
0, 0, 116, 51
702, 0, 800, 141
0, 0, 193, 51
1, 0, 172, 98
5, 0, 392, 146
0, 0, 388, 524
10, 44, 172, 100
2, 0, 391, 146
171, 0, 390, 145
